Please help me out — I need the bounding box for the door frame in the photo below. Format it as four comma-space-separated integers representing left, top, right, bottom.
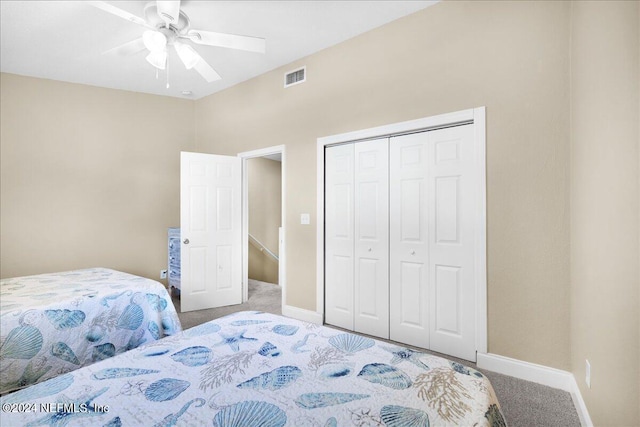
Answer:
238, 145, 286, 308
316, 107, 487, 354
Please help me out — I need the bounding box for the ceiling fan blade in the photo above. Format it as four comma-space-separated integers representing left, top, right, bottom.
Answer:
193, 57, 222, 83
174, 42, 199, 69
156, 0, 181, 25
86, 1, 150, 28
187, 30, 266, 54
102, 38, 146, 56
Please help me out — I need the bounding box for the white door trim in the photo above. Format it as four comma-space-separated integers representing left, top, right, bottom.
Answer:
473, 107, 487, 354
316, 107, 487, 354
238, 145, 286, 309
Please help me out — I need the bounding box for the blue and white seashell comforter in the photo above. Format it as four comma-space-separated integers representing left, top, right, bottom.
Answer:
0, 311, 505, 426
0, 268, 181, 394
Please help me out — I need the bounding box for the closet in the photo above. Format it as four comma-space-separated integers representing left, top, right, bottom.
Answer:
324, 124, 479, 361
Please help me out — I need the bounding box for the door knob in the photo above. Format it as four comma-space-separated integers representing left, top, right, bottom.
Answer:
367, 247, 372, 252
411, 250, 416, 255
183, 238, 190, 244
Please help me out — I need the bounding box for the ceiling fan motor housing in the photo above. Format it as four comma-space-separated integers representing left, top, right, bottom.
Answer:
144, 2, 191, 37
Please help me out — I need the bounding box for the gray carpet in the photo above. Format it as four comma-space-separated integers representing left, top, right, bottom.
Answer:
481, 369, 581, 427
173, 279, 282, 330
174, 281, 581, 427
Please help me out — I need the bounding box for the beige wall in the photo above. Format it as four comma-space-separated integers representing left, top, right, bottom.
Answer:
195, 0, 572, 370
0, 73, 195, 282
570, 2, 640, 426
2, 1, 638, 422
247, 157, 281, 284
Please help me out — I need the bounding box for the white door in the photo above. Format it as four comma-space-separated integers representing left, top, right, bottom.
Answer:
180, 151, 242, 312
324, 143, 355, 330
426, 125, 477, 361
354, 139, 389, 338
389, 133, 429, 348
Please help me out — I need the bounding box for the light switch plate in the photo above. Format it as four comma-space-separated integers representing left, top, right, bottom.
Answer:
301, 213, 310, 225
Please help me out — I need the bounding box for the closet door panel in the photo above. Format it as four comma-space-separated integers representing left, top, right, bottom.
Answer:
428, 125, 477, 361
354, 138, 389, 339
389, 134, 429, 348
325, 144, 355, 331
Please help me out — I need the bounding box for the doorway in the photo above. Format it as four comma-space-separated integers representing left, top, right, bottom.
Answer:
239, 146, 286, 310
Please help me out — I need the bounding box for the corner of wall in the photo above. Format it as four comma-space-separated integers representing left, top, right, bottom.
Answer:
569, 1, 640, 425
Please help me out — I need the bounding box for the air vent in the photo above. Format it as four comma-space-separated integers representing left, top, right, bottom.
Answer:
284, 66, 306, 88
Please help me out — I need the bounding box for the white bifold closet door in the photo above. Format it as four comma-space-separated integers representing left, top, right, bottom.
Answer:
325, 124, 477, 361
354, 139, 389, 338
426, 125, 477, 361
325, 138, 389, 338
389, 134, 429, 348
389, 125, 477, 361
325, 143, 355, 330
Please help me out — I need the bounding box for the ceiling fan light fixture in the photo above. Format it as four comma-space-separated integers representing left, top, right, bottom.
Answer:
146, 50, 167, 70
142, 30, 167, 52
174, 42, 200, 70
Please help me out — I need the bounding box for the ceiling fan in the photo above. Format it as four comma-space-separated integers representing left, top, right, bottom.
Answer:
88, 1, 266, 83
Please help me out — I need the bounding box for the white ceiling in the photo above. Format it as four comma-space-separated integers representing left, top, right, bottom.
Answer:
0, 1, 437, 100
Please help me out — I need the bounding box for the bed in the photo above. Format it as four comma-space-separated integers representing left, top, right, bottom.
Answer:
0, 311, 506, 426
0, 268, 181, 395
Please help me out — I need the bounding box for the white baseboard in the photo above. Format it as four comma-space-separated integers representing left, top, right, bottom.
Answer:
281, 304, 323, 325
477, 352, 574, 390
568, 375, 594, 427
477, 352, 592, 427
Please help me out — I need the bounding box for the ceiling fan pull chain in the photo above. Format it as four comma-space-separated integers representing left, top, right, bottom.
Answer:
166, 60, 170, 89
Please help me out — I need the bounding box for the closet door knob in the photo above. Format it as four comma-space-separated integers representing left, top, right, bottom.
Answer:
367, 247, 372, 252
410, 250, 416, 255
183, 238, 190, 244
